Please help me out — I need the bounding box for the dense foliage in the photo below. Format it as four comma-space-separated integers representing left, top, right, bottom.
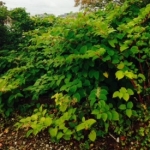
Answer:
0, 0, 150, 148
74, 0, 124, 9
74, 0, 150, 9
0, 1, 8, 47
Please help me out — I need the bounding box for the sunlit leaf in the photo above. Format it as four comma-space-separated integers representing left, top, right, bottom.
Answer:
115, 71, 124, 80
103, 72, 109, 78
88, 130, 96, 142
126, 109, 132, 118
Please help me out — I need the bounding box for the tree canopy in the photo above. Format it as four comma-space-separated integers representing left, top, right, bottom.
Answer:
0, 1, 8, 47
74, 0, 149, 9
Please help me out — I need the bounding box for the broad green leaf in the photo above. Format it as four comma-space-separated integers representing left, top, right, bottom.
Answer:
85, 119, 96, 127
103, 55, 111, 62
123, 93, 129, 101
117, 33, 125, 39
49, 127, 58, 137
82, 117, 85, 122
138, 74, 146, 81
84, 79, 90, 86
15, 93, 23, 98
67, 30, 75, 38
63, 135, 71, 140
25, 117, 31, 122
103, 72, 109, 78
107, 112, 112, 120
127, 89, 134, 95
131, 46, 139, 54
31, 114, 38, 121
31, 123, 39, 130
118, 92, 123, 99
93, 71, 99, 80
89, 70, 94, 78
20, 118, 29, 123
126, 109, 132, 118
111, 111, 119, 121
59, 123, 65, 130
97, 114, 102, 119
100, 100, 106, 107
57, 132, 64, 140
101, 89, 108, 95
8, 95, 14, 104
65, 129, 72, 135
80, 45, 87, 53
115, 71, 124, 80
107, 50, 115, 56
90, 97, 96, 107
73, 93, 81, 102
118, 104, 126, 110
33, 128, 40, 136
127, 101, 133, 109
117, 63, 125, 69
88, 130, 96, 142
113, 91, 120, 98
102, 113, 108, 122
108, 39, 117, 48
120, 44, 128, 52
40, 117, 45, 123
44, 117, 52, 126
62, 112, 70, 120
91, 109, 99, 115
112, 55, 120, 64
69, 85, 77, 93
89, 90, 96, 103
56, 79, 62, 86
26, 129, 33, 137
60, 84, 68, 91
76, 123, 85, 131
62, 127, 68, 133
120, 87, 127, 93
99, 94, 107, 101
125, 71, 134, 79
42, 109, 47, 116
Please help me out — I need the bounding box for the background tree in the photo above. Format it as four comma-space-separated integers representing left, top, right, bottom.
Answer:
0, 1, 8, 48
74, 0, 124, 9
9, 8, 34, 32
74, 0, 149, 9
6, 8, 34, 49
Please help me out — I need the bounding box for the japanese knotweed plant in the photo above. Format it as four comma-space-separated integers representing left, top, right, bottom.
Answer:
15, 88, 119, 142
15, 93, 95, 142
1, 1, 150, 145
15, 100, 77, 141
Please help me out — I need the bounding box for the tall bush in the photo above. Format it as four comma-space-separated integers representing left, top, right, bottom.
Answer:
0, 0, 150, 145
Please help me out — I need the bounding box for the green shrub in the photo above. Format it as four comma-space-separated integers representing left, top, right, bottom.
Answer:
0, 0, 150, 147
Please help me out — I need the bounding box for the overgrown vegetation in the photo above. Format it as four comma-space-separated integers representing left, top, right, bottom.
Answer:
0, 0, 150, 149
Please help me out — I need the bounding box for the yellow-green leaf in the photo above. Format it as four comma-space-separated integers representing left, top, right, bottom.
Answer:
88, 130, 96, 142
120, 44, 128, 52
125, 71, 134, 79
103, 72, 109, 78
102, 113, 108, 122
49, 127, 58, 137
115, 71, 124, 80
126, 109, 132, 118
123, 93, 129, 101
44, 117, 52, 126
113, 91, 120, 98
117, 63, 125, 69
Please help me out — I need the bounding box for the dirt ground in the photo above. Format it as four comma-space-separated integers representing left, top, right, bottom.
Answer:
0, 115, 147, 150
